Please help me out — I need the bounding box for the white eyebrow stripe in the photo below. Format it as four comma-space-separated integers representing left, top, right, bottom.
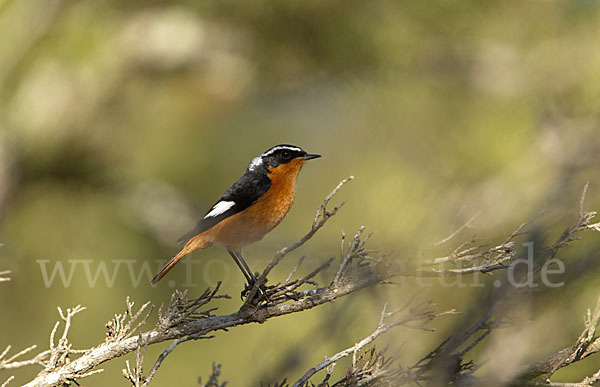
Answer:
204, 201, 236, 218
261, 145, 303, 157
248, 156, 263, 171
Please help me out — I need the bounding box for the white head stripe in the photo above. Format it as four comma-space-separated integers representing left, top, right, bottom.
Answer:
204, 201, 235, 218
248, 156, 263, 171
261, 145, 303, 157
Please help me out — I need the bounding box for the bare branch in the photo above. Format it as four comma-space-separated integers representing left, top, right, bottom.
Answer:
433, 210, 483, 248
122, 334, 149, 387
513, 294, 600, 383
313, 176, 355, 228
243, 176, 354, 305
0, 345, 49, 371
11, 179, 599, 387
1, 376, 14, 387
283, 256, 305, 285
293, 300, 456, 387
417, 190, 597, 277
0, 270, 10, 283
106, 299, 154, 343
333, 225, 371, 284
45, 306, 88, 371
198, 363, 226, 387
143, 332, 214, 386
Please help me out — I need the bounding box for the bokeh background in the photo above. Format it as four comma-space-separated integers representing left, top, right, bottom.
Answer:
1, 0, 600, 385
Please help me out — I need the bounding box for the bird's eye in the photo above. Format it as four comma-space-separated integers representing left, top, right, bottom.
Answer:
282, 150, 290, 158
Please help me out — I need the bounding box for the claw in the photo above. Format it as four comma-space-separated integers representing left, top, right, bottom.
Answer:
241, 281, 271, 303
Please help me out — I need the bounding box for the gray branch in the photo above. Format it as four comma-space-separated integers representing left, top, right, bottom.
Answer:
5, 180, 600, 387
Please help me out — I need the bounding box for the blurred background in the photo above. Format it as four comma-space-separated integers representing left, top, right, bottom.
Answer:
1, 0, 600, 385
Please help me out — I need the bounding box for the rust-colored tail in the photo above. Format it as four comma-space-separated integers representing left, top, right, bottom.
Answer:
151, 235, 213, 284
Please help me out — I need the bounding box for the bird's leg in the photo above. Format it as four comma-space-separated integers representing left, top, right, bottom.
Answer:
236, 251, 257, 284
228, 250, 267, 301
232, 250, 270, 302
228, 250, 254, 285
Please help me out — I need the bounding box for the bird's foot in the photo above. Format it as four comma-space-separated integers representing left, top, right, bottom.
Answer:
241, 282, 274, 303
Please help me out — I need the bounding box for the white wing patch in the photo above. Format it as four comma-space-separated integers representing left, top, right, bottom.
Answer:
204, 201, 236, 219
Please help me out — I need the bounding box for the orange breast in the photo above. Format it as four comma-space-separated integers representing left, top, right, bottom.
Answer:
205, 158, 306, 251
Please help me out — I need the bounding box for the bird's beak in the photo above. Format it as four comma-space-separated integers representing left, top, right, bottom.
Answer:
302, 153, 321, 160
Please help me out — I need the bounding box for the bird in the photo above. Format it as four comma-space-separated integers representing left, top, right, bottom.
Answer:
151, 144, 321, 297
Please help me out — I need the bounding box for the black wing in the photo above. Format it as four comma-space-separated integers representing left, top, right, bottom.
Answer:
177, 170, 271, 243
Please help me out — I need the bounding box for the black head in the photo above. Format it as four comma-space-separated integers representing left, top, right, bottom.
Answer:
248, 144, 321, 172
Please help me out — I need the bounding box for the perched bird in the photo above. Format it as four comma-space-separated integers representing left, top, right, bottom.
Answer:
151, 144, 321, 295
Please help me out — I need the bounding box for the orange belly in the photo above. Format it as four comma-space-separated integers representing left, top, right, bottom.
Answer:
202, 157, 305, 251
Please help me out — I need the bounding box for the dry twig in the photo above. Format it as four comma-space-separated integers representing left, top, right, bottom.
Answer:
292, 301, 457, 387
513, 294, 600, 384
0, 270, 10, 283
6, 179, 599, 387
197, 363, 226, 387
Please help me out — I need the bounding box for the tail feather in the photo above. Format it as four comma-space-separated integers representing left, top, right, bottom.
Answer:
151, 235, 212, 284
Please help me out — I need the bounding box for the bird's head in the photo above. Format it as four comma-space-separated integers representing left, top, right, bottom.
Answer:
248, 145, 321, 174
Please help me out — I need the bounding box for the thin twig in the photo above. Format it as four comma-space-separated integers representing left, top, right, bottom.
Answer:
0, 270, 10, 283
1, 376, 14, 387
293, 302, 456, 387
142, 333, 214, 387
15, 179, 600, 387
433, 210, 483, 248
243, 176, 354, 306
